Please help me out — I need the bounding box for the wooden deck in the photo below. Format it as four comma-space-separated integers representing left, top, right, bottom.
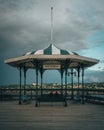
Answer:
0, 101, 104, 130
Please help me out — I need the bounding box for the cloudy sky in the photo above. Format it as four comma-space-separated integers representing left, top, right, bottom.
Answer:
0, 0, 104, 85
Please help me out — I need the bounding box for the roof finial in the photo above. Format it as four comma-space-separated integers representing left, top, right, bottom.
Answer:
51, 7, 54, 45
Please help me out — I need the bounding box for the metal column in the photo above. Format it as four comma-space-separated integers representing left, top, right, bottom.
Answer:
40, 67, 43, 96
71, 68, 74, 99
64, 61, 68, 107
19, 66, 22, 105
23, 67, 27, 95
35, 62, 39, 107
60, 67, 64, 95
82, 66, 85, 104
77, 67, 80, 95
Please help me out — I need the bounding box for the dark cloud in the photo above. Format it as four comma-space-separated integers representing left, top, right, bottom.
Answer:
0, 0, 38, 11
0, 0, 104, 85
0, 0, 104, 55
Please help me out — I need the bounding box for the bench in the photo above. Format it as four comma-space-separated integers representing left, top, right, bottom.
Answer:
21, 95, 31, 104
35, 94, 67, 107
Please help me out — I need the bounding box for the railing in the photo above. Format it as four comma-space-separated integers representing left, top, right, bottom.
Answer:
0, 88, 104, 104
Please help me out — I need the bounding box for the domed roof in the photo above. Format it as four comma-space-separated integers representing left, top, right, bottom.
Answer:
24, 44, 78, 56
5, 42, 99, 68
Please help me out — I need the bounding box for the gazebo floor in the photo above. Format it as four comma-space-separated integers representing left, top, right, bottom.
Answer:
0, 101, 104, 130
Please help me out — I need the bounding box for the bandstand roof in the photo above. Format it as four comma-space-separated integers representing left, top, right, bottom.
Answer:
4, 44, 99, 69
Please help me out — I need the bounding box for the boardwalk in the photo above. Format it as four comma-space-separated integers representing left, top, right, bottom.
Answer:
0, 101, 104, 130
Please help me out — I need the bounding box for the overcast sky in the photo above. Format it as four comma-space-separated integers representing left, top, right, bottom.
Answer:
0, 0, 104, 85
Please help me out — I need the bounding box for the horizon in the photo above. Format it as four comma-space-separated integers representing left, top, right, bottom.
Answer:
1, 81, 104, 88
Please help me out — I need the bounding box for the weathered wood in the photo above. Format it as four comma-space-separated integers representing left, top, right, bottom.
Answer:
0, 101, 104, 130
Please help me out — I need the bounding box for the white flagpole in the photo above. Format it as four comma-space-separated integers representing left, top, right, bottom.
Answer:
51, 7, 54, 44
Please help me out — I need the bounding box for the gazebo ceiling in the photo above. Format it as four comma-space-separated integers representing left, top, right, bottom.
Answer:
4, 44, 99, 69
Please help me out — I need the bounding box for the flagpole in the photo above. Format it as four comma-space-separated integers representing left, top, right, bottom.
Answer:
51, 7, 53, 44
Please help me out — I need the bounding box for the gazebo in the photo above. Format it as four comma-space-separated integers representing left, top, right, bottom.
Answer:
4, 43, 99, 106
